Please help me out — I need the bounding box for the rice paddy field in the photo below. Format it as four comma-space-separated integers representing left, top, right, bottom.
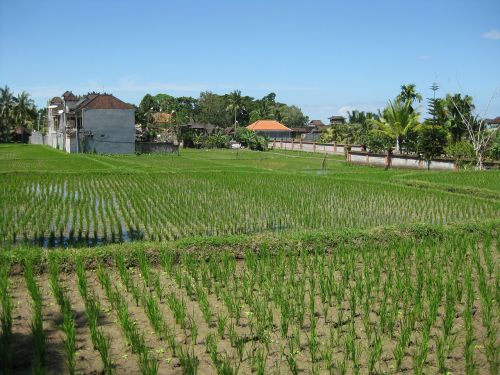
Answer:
0, 144, 499, 375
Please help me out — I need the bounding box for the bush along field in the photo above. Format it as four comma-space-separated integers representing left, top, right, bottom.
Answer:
0, 145, 499, 374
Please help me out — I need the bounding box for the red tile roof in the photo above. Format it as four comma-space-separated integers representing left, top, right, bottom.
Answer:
487, 116, 500, 124
77, 94, 134, 110
247, 120, 291, 131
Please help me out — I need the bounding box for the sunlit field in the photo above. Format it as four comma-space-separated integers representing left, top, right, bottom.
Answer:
0, 144, 498, 375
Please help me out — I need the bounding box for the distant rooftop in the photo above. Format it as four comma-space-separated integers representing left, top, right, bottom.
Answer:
247, 120, 291, 131
75, 93, 134, 110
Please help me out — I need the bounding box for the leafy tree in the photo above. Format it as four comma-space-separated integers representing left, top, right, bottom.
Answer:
368, 99, 420, 154
249, 99, 275, 123
197, 91, 232, 127
278, 105, 308, 128
445, 140, 475, 162
486, 131, 500, 160
417, 125, 448, 165
365, 130, 393, 153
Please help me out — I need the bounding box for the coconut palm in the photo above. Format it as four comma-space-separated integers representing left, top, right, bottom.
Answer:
0, 86, 15, 142
368, 99, 420, 154
445, 93, 474, 143
227, 90, 245, 133
14, 91, 36, 129
397, 84, 423, 113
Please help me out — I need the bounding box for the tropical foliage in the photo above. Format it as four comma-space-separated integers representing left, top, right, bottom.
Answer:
0, 85, 37, 142
325, 84, 498, 165
136, 91, 308, 131
368, 99, 420, 153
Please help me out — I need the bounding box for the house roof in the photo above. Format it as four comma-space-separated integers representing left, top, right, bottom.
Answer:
152, 112, 172, 124
247, 120, 291, 132
487, 116, 500, 124
188, 122, 216, 131
328, 116, 345, 120
50, 96, 63, 104
62, 91, 78, 101
308, 120, 325, 127
75, 94, 134, 110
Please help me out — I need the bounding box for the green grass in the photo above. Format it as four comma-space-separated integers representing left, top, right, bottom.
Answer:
397, 170, 500, 193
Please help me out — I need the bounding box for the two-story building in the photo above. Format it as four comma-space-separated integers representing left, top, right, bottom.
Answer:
47, 91, 135, 154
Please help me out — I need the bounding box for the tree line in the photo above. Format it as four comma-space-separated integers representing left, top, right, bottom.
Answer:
136, 90, 309, 129
320, 84, 499, 169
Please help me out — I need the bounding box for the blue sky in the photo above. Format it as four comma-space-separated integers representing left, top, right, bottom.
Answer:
1, 0, 499, 122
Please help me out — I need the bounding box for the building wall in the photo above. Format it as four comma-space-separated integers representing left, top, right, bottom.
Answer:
255, 130, 291, 139
82, 109, 135, 154
65, 135, 78, 153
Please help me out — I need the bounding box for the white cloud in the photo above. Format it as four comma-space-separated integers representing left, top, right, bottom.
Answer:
481, 29, 500, 40
337, 103, 383, 118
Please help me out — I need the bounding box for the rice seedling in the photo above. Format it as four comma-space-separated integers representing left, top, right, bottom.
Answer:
48, 257, 76, 375
0, 264, 13, 374
24, 259, 46, 374
216, 313, 227, 339
178, 345, 199, 375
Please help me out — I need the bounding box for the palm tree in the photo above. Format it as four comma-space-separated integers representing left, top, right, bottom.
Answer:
0, 86, 15, 142
227, 90, 245, 134
14, 91, 36, 129
445, 93, 474, 143
397, 84, 423, 113
368, 99, 420, 154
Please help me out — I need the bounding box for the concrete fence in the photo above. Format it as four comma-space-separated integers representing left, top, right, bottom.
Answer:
29, 131, 44, 145
270, 139, 364, 155
347, 151, 499, 170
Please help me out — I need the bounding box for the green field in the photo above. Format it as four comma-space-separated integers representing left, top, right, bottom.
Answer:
0, 144, 499, 375
1, 144, 498, 247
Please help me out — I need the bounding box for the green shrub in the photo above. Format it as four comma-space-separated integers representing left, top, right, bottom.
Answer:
365, 130, 393, 153
417, 125, 448, 161
235, 128, 267, 151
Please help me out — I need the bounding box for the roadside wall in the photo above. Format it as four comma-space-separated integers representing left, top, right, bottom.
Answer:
347, 151, 499, 170
270, 139, 363, 155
